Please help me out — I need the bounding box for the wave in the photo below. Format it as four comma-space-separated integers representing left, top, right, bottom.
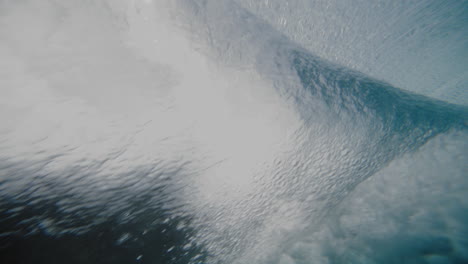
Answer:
0, 0, 467, 263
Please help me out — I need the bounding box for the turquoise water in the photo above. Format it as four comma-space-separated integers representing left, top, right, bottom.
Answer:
0, 1, 467, 263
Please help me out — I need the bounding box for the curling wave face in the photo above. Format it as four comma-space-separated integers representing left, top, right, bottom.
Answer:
0, 1, 467, 263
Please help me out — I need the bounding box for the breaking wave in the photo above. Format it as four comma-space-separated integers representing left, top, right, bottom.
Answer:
1, 1, 467, 263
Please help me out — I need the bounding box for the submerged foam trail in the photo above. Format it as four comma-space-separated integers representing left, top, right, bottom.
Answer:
0, 1, 467, 263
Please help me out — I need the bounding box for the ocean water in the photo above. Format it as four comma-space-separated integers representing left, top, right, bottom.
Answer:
0, 1, 467, 263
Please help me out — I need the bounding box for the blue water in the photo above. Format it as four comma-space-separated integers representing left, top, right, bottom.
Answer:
0, 1, 467, 263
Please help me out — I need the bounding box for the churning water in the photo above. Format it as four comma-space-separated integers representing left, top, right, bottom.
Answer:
1, 1, 467, 263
